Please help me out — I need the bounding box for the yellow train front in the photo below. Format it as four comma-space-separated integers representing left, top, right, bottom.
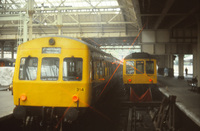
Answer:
123, 52, 157, 101
13, 36, 118, 128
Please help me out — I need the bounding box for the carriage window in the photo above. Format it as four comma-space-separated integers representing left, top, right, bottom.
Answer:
99, 61, 105, 77
136, 61, 144, 74
63, 58, 83, 81
97, 61, 100, 79
41, 58, 59, 81
126, 61, 134, 74
19, 57, 38, 80
146, 61, 154, 74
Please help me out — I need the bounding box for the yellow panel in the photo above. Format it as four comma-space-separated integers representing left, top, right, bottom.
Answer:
13, 82, 92, 107
13, 37, 92, 107
123, 59, 157, 85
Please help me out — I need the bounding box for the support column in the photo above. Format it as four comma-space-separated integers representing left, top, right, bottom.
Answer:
178, 54, 184, 79
193, 44, 197, 77
57, 11, 63, 35
11, 42, 14, 59
1, 43, 4, 58
157, 55, 165, 75
164, 55, 169, 77
28, 13, 33, 41
57, 25, 62, 35
197, 18, 200, 86
23, 14, 28, 43
168, 55, 174, 77
28, 0, 34, 41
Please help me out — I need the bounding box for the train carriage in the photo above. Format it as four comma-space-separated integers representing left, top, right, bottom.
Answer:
13, 36, 119, 128
123, 52, 157, 101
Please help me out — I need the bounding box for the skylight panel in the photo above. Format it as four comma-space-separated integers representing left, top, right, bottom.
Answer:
98, 1, 119, 6
32, 0, 119, 7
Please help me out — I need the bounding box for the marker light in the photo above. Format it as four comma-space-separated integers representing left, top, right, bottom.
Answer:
128, 79, 132, 82
149, 79, 152, 82
20, 94, 27, 101
72, 95, 79, 102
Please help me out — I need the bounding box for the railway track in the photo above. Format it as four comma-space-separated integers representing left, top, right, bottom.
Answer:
120, 101, 161, 131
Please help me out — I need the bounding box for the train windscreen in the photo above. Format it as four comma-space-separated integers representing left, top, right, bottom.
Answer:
19, 57, 38, 80
126, 61, 134, 74
146, 61, 154, 74
63, 58, 83, 81
41, 58, 59, 81
136, 61, 144, 74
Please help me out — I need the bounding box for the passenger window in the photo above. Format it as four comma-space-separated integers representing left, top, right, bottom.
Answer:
97, 61, 100, 79
136, 61, 144, 74
19, 57, 38, 80
99, 61, 105, 77
92, 61, 96, 80
126, 61, 134, 74
146, 61, 154, 74
41, 58, 59, 81
63, 58, 83, 81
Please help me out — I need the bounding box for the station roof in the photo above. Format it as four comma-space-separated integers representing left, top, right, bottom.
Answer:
135, 0, 199, 30
0, 0, 199, 46
0, 0, 139, 39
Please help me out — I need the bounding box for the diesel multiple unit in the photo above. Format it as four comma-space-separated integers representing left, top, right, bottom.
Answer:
13, 36, 119, 128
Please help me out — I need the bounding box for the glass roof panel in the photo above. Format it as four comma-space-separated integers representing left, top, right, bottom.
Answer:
32, 0, 118, 7
1, 0, 120, 13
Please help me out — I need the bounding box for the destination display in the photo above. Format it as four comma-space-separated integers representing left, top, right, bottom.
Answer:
42, 47, 61, 54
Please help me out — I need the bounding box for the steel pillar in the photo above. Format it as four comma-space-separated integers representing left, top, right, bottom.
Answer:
178, 54, 184, 79
193, 44, 197, 77
28, 13, 33, 41
11, 42, 15, 59
1, 43, 4, 58
168, 55, 174, 77
57, 11, 63, 35
197, 18, 200, 86
23, 15, 28, 43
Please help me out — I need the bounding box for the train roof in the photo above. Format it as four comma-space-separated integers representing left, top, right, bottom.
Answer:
30, 35, 118, 61
42, 35, 113, 57
124, 52, 156, 59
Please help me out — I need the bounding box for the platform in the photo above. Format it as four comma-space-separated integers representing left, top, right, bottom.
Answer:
0, 90, 14, 119
158, 75, 200, 127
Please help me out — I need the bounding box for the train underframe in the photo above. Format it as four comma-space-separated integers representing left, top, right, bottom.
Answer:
13, 105, 86, 130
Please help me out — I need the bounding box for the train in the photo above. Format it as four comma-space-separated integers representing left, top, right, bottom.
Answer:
123, 52, 157, 101
12, 36, 120, 129
0, 58, 15, 67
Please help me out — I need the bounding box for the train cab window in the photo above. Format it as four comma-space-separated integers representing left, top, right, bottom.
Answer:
126, 61, 134, 74
41, 58, 59, 81
19, 57, 38, 80
146, 61, 154, 74
63, 58, 83, 81
136, 61, 144, 74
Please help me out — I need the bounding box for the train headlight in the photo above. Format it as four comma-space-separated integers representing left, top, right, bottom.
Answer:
20, 94, 27, 101
72, 95, 79, 102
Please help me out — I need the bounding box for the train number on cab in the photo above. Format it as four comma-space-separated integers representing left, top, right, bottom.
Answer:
76, 88, 85, 92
